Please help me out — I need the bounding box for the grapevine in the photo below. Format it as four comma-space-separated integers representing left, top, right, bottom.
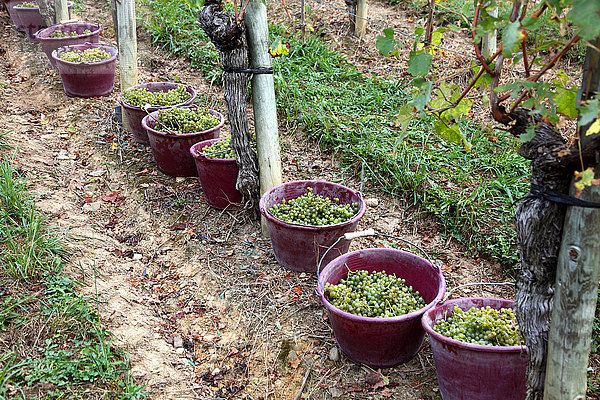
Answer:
325, 269, 426, 318
433, 305, 524, 346
269, 187, 359, 226
156, 107, 219, 134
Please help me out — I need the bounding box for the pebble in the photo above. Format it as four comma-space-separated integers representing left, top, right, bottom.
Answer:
132, 253, 143, 261
365, 197, 379, 207
328, 347, 340, 362
330, 387, 343, 397
286, 350, 298, 363
82, 202, 101, 212
173, 334, 183, 348
175, 348, 185, 355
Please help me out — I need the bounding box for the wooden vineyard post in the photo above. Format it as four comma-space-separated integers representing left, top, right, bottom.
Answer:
53, 0, 69, 24
115, 0, 138, 129
355, 0, 367, 38
543, 41, 600, 400
244, 0, 282, 234
481, 6, 497, 59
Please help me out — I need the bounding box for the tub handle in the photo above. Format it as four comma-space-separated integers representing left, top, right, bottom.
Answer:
442, 281, 515, 302
316, 229, 439, 296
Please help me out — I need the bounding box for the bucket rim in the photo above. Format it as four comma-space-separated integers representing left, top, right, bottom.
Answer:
35, 22, 101, 40
142, 107, 224, 139
318, 248, 446, 323
258, 180, 366, 232
51, 43, 118, 66
190, 137, 238, 163
118, 81, 197, 111
421, 296, 528, 353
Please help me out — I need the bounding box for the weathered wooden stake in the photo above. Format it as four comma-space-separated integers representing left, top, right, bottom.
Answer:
53, 0, 69, 24
245, 0, 282, 234
543, 41, 600, 400
481, 7, 497, 59
355, 0, 367, 38
116, 0, 138, 91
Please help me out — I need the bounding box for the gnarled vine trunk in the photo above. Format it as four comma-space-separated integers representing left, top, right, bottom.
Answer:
504, 108, 600, 399
198, 0, 260, 212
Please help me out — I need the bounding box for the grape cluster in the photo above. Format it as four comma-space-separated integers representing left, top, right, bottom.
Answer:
59, 47, 111, 63
432, 305, 524, 346
199, 136, 256, 160
19, 2, 38, 7
269, 187, 359, 226
156, 108, 219, 135
120, 85, 191, 108
325, 269, 426, 318
50, 29, 91, 38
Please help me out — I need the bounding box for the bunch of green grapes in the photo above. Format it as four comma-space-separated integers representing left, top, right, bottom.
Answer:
156, 108, 219, 134
325, 269, 426, 318
269, 187, 359, 226
121, 85, 190, 108
59, 47, 111, 63
433, 305, 524, 346
199, 136, 256, 159
50, 29, 91, 37
19, 2, 38, 7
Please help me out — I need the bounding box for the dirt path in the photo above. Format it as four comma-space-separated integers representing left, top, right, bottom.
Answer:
0, 1, 516, 399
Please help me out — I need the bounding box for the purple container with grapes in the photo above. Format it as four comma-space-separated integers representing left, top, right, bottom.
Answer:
190, 138, 242, 210
35, 23, 102, 68
142, 107, 223, 177
259, 180, 366, 273
317, 248, 446, 367
422, 297, 528, 400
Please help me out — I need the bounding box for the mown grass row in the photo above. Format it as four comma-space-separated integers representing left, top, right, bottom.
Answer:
141, 0, 530, 266
0, 137, 145, 399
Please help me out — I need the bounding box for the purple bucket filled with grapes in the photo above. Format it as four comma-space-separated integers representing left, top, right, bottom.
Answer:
421, 297, 528, 400
317, 248, 446, 367
259, 180, 366, 273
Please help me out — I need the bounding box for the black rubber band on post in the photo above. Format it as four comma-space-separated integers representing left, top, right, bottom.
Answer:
522, 183, 600, 208
222, 67, 273, 74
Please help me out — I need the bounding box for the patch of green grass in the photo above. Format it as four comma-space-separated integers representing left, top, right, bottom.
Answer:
0, 158, 145, 400
140, 0, 220, 83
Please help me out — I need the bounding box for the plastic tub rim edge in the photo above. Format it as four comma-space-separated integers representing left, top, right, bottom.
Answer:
142, 108, 225, 139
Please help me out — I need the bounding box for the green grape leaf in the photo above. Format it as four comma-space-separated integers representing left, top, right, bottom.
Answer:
519, 125, 536, 143
434, 120, 472, 151
376, 28, 397, 56
555, 87, 577, 118
408, 51, 433, 77
395, 105, 414, 132
578, 99, 600, 127
568, 0, 600, 41
410, 81, 433, 111
586, 119, 600, 136
502, 21, 524, 57
574, 167, 600, 196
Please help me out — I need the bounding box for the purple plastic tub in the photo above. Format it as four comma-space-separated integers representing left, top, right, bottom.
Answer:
13, 3, 44, 40
51, 43, 117, 98
119, 82, 197, 145
421, 297, 528, 400
35, 22, 101, 68
190, 138, 242, 210
142, 107, 224, 177
5, 0, 24, 31
259, 180, 366, 273
318, 248, 446, 367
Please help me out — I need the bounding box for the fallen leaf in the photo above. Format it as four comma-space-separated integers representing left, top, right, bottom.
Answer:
292, 286, 302, 295
170, 223, 186, 231
380, 388, 394, 398
101, 191, 121, 204
289, 358, 301, 369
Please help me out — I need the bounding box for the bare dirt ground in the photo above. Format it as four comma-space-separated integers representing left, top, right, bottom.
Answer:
2, 0, 595, 399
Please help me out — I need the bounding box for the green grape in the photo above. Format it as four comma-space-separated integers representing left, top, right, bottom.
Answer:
199, 136, 256, 160
432, 305, 524, 346
324, 269, 426, 318
120, 85, 191, 108
18, 2, 38, 7
268, 187, 359, 226
50, 29, 91, 38
59, 47, 111, 63
155, 108, 219, 135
